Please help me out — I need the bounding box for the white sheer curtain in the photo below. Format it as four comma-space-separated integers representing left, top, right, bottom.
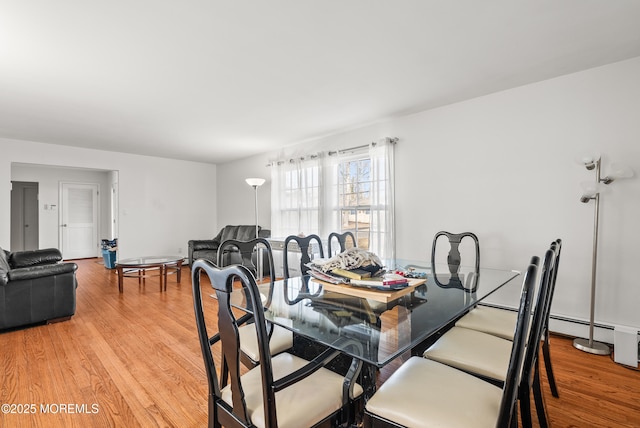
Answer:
369, 140, 395, 261
322, 151, 342, 239
270, 156, 323, 238
271, 139, 396, 260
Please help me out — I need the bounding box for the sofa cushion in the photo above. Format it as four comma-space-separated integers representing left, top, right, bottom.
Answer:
235, 225, 260, 241
220, 225, 240, 243
9, 248, 63, 268
192, 249, 218, 264
0, 249, 10, 285
219, 225, 261, 243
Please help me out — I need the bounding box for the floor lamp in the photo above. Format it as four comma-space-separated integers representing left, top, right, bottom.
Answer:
246, 178, 266, 278
574, 155, 633, 355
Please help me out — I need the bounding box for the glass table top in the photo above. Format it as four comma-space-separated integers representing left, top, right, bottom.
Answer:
116, 256, 184, 267
228, 262, 520, 367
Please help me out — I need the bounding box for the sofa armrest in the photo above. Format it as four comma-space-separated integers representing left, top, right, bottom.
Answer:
259, 229, 271, 239
189, 240, 220, 251
9, 248, 63, 268
7, 262, 78, 282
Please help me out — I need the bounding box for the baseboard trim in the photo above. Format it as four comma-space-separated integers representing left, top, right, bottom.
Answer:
548, 314, 637, 347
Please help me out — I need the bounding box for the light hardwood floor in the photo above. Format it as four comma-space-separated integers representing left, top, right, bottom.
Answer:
1, 258, 639, 427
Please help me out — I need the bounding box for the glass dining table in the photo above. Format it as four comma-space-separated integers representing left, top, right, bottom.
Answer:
228, 260, 520, 397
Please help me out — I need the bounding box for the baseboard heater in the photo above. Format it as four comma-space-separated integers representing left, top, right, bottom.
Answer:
548, 314, 639, 368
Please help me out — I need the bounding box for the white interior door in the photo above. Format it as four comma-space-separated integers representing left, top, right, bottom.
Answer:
61, 183, 99, 259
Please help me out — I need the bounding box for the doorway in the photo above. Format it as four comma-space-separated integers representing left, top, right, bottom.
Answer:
10, 181, 39, 251
10, 163, 118, 259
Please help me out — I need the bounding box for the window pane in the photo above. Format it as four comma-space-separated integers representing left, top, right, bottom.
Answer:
335, 156, 371, 250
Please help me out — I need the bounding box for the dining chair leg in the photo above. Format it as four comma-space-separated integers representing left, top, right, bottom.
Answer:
510, 404, 519, 428
533, 364, 550, 428
209, 394, 220, 428
542, 334, 560, 398
519, 386, 533, 428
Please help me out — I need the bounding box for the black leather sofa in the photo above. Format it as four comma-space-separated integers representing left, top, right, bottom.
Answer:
188, 225, 270, 267
0, 247, 78, 331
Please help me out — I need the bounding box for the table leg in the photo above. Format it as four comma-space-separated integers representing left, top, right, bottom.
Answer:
161, 265, 166, 291
176, 260, 182, 283
361, 362, 378, 401
117, 266, 124, 293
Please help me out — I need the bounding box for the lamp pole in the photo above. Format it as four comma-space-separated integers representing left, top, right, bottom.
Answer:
245, 178, 266, 279
574, 158, 610, 355
245, 178, 266, 238
253, 184, 259, 239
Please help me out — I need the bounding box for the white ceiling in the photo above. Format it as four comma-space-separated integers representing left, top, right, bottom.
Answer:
1, 1, 640, 164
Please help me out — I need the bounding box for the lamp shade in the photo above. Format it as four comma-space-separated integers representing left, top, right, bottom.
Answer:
608, 163, 634, 179
245, 178, 266, 187
580, 181, 607, 197
575, 153, 601, 170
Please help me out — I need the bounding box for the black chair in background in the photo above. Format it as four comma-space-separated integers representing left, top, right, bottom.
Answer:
217, 238, 293, 368
283, 234, 324, 278
363, 259, 538, 428
217, 237, 274, 280
431, 230, 480, 291
192, 261, 364, 428
327, 231, 357, 257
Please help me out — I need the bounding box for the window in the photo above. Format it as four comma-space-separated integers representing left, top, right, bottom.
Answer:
280, 163, 320, 237
337, 157, 371, 250
271, 140, 395, 260
271, 156, 323, 238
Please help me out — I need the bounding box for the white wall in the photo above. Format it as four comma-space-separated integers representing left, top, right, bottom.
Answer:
0, 138, 218, 260
216, 156, 272, 232
11, 164, 112, 255
217, 56, 640, 337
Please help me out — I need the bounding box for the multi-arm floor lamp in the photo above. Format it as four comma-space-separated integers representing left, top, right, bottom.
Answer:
574, 155, 633, 355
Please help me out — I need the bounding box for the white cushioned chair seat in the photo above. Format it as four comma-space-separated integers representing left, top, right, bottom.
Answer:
365, 357, 503, 428
238, 323, 293, 362
221, 352, 363, 428
423, 326, 511, 382
455, 305, 517, 340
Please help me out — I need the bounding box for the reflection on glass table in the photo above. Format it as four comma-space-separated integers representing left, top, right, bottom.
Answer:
228, 262, 520, 368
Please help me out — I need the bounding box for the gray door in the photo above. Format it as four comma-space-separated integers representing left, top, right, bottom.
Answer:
10, 181, 39, 251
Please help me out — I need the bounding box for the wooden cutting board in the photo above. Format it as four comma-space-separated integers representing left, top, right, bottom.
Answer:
311, 277, 427, 303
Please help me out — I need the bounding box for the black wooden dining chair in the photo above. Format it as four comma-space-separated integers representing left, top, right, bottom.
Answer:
217, 238, 275, 281
541, 238, 562, 398
423, 246, 556, 427
431, 230, 480, 291
283, 234, 324, 278
327, 231, 357, 257
217, 238, 293, 368
192, 261, 364, 428
455, 238, 562, 398
363, 259, 537, 428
